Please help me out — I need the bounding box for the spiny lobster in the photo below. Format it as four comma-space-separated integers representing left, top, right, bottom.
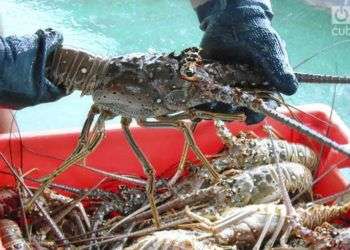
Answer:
122, 201, 350, 249
218, 162, 313, 207
27, 46, 350, 228
184, 201, 350, 249
213, 124, 319, 172
125, 229, 223, 250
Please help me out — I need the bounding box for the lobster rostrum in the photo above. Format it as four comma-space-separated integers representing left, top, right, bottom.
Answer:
28, 46, 350, 228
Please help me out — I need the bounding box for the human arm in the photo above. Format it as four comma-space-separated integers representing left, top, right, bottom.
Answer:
0, 29, 66, 109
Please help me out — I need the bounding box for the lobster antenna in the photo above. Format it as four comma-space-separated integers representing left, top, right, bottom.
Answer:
317, 65, 338, 161
0, 14, 3, 36
214, 86, 350, 159
293, 40, 350, 70
260, 103, 350, 158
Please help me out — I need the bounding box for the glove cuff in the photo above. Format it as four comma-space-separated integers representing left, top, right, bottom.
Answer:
194, 0, 274, 31
226, 0, 273, 19
194, 0, 223, 30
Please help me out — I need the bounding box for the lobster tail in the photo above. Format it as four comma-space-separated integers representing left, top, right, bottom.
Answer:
47, 47, 109, 95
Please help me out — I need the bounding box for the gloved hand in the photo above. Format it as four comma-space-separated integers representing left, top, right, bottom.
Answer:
0, 28, 66, 109
192, 0, 298, 124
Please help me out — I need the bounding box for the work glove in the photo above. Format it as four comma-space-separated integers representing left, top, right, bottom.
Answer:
192, 0, 298, 124
0, 29, 66, 109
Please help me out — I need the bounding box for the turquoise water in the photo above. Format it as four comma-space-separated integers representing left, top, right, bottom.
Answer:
1, 0, 350, 132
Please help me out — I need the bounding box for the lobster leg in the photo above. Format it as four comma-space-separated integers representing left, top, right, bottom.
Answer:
169, 140, 189, 187
169, 121, 203, 186
174, 121, 221, 182
138, 120, 220, 183
189, 109, 246, 122
27, 106, 108, 209
279, 225, 293, 247
184, 205, 256, 233
264, 124, 303, 249
214, 120, 236, 148
263, 125, 284, 140
264, 205, 287, 249
120, 117, 161, 228
254, 213, 274, 250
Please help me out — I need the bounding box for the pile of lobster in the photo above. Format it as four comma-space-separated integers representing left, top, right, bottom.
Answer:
1, 127, 350, 249
1, 47, 350, 249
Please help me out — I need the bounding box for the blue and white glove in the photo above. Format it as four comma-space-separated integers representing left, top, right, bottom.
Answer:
0, 29, 66, 109
192, 0, 298, 124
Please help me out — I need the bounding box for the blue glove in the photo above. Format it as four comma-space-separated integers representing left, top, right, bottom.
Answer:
193, 0, 298, 124
0, 29, 66, 109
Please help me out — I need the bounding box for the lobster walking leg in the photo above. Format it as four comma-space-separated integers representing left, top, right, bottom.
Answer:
138, 120, 220, 182
214, 120, 236, 147
168, 120, 199, 186
169, 140, 189, 186
28, 106, 108, 208
121, 117, 161, 228
264, 205, 287, 249
254, 213, 274, 250
179, 122, 220, 182
184, 205, 256, 233
264, 125, 302, 249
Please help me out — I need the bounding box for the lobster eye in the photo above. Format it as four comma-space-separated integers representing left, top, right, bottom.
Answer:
185, 69, 195, 77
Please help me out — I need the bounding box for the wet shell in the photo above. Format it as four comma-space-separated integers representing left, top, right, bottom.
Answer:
188, 202, 350, 249
0, 219, 30, 250
125, 230, 224, 250
222, 162, 313, 206
213, 135, 319, 172
0, 188, 19, 219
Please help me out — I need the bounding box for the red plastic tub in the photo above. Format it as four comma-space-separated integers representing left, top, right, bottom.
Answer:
0, 103, 349, 200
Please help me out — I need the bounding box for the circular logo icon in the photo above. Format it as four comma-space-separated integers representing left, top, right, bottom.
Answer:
334, 7, 350, 23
